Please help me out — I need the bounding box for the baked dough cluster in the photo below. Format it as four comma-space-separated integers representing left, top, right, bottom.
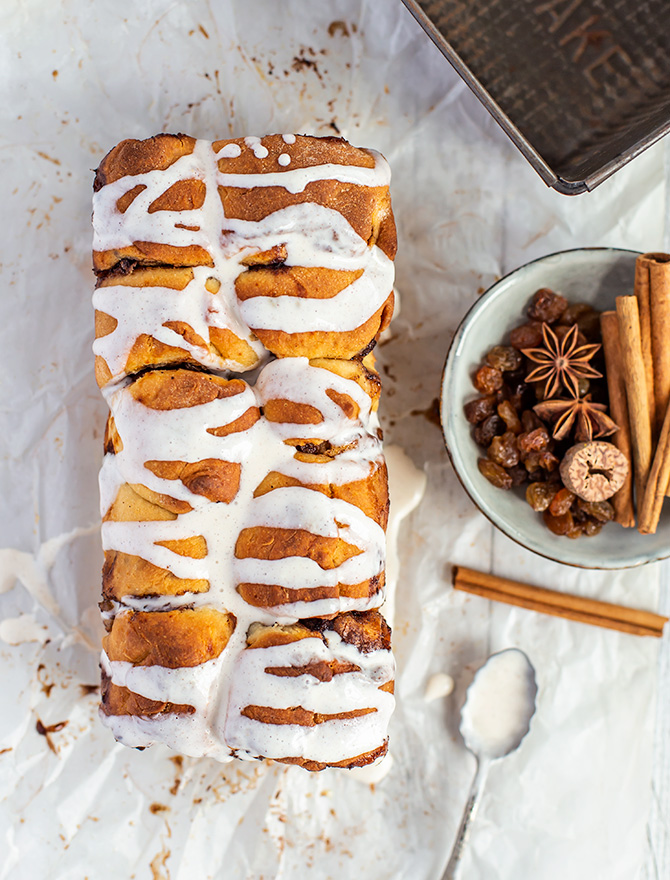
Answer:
93, 133, 396, 769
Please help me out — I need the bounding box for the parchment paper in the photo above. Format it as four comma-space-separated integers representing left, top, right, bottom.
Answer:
0, 1, 667, 878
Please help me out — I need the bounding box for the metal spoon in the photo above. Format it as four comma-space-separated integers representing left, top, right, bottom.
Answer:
441, 648, 538, 880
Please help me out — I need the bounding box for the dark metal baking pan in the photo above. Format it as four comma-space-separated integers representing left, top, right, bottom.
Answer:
401, 0, 670, 194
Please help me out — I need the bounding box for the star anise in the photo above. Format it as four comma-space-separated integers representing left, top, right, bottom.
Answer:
523, 323, 602, 399
533, 393, 618, 442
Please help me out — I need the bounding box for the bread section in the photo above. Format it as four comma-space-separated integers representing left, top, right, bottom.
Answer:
93, 133, 396, 769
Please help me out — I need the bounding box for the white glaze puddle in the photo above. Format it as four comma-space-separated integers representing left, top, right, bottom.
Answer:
0, 613, 48, 646
442, 650, 537, 879
424, 672, 455, 702
383, 445, 426, 630
460, 648, 537, 760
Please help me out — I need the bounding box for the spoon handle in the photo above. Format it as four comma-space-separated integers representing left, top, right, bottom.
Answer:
440, 759, 490, 880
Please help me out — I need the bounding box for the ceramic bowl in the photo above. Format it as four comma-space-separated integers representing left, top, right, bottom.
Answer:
441, 247, 670, 569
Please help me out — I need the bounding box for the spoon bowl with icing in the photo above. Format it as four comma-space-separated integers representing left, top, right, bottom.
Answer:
442, 648, 537, 880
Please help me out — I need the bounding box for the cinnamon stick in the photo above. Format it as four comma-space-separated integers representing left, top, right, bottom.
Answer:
638, 396, 670, 534
616, 295, 653, 512
453, 566, 667, 638
600, 311, 635, 527
634, 256, 656, 433
638, 253, 670, 435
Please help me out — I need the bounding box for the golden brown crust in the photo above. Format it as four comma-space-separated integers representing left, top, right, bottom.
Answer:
247, 610, 390, 652
154, 535, 207, 558
309, 357, 382, 408
263, 399, 324, 425
101, 673, 196, 717
148, 178, 206, 213
127, 481, 193, 516
275, 741, 388, 772
129, 369, 248, 411
235, 527, 361, 569
207, 327, 260, 368
103, 483, 177, 523
236, 574, 383, 609
93, 242, 213, 273
249, 293, 393, 362
246, 621, 319, 648
102, 550, 210, 600
330, 609, 391, 653
95, 308, 118, 338
95, 354, 114, 388
252, 461, 389, 528
144, 459, 241, 504
205, 406, 260, 437
103, 414, 122, 455
213, 134, 377, 173
98, 264, 194, 290
94, 134, 197, 190
104, 608, 235, 667
242, 704, 375, 726
235, 266, 363, 303
94, 133, 395, 767
263, 659, 359, 680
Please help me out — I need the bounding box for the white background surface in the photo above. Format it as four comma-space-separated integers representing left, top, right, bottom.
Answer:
0, 1, 668, 878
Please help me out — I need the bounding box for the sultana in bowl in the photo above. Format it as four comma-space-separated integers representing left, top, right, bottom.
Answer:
440, 247, 670, 569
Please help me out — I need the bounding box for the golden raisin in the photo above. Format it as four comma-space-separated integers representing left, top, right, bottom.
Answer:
478, 458, 513, 489
548, 487, 576, 517
473, 365, 503, 394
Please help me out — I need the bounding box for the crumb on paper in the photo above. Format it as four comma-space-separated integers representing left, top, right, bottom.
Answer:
36, 151, 61, 166
149, 846, 171, 880
328, 20, 350, 38
37, 663, 55, 697
150, 803, 170, 815
291, 52, 323, 81
35, 718, 68, 754
169, 755, 183, 796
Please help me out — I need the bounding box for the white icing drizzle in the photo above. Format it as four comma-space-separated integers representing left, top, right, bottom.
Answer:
224, 631, 394, 764
102, 648, 222, 710
101, 708, 233, 762
98, 358, 389, 761
216, 158, 389, 194
93, 266, 266, 380
239, 245, 393, 334
244, 136, 269, 159
218, 143, 242, 159
92, 137, 393, 388
281, 134, 296, 144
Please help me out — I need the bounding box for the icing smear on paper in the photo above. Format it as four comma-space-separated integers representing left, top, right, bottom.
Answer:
0, 613, 48, 645
0, 524, 99, 648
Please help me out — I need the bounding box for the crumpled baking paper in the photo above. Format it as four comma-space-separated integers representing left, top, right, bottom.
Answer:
0, 1, 668, 878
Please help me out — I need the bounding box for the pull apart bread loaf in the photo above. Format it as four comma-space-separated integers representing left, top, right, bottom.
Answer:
93, 133, 396, 770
